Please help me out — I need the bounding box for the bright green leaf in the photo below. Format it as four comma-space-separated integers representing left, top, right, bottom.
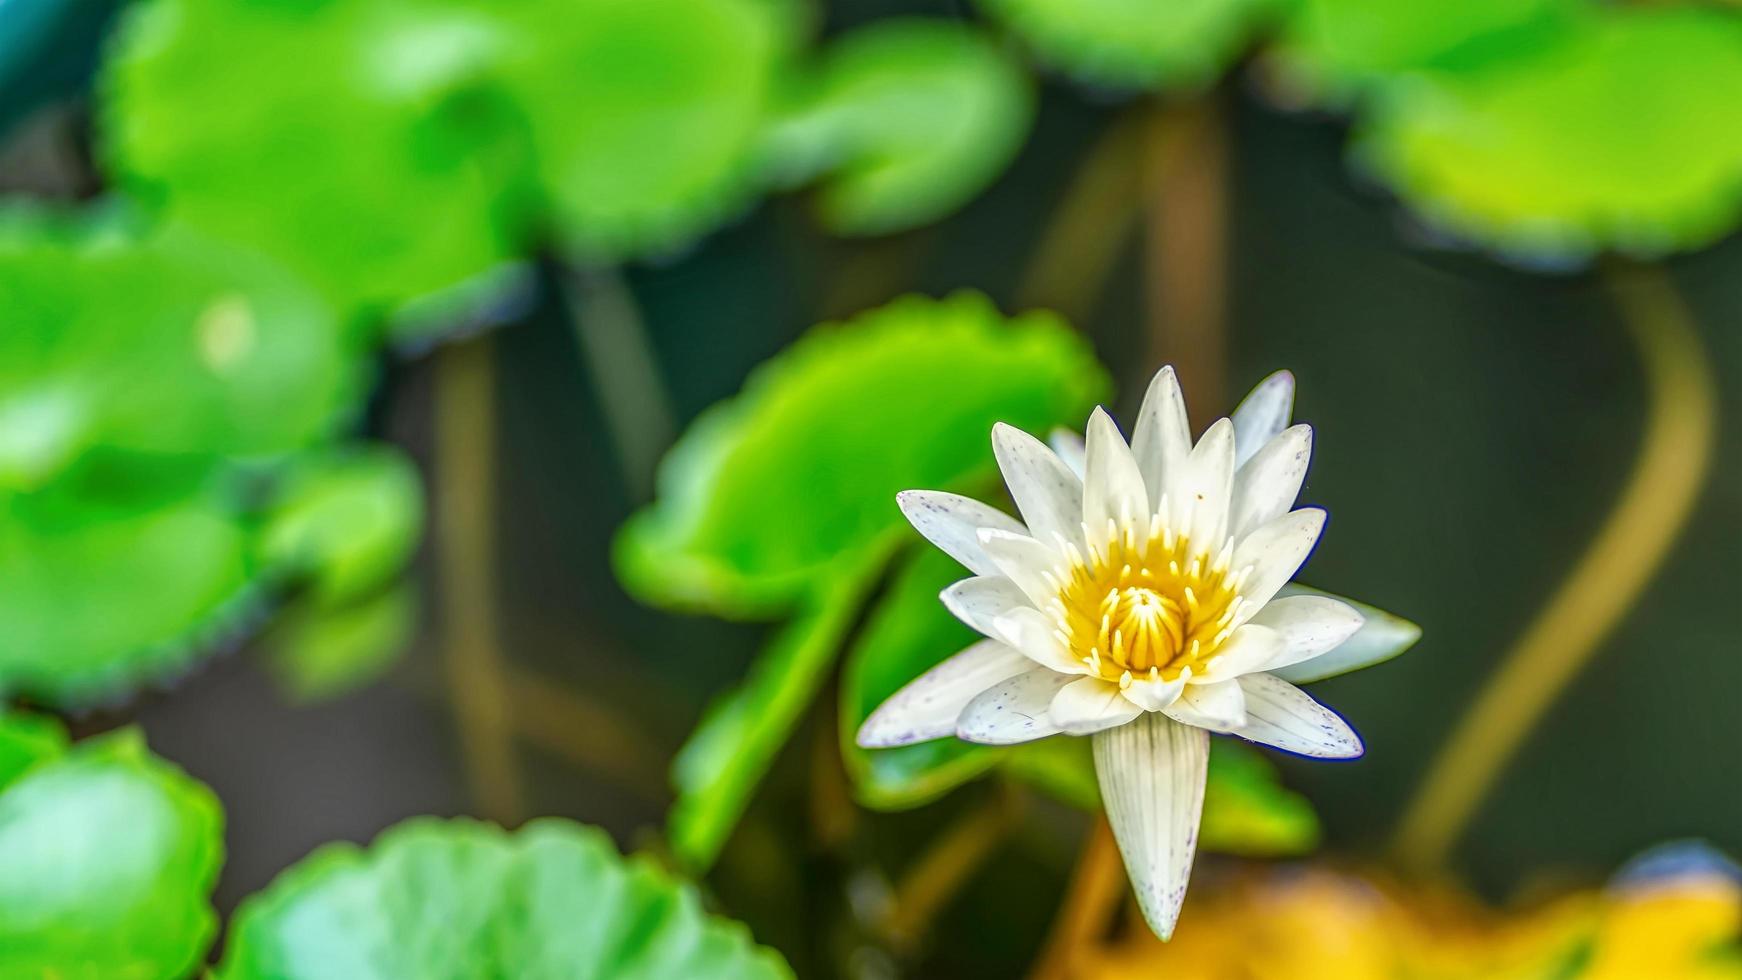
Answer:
218, 817, 792, 979
1199, 741, 1320, 857
614, 291, 1108, 616
767, 19, 1033, 235
976, 0, 1279, 91
502, 0, 793, 260
104, 0, 533, 319
260, 446, 425, 606
670, 549, 887, 871
0, 485, 258, 706
0, 712, 68, 790
265, 583, 418, 705
0, 726, 224, 980
1352, 6, 1742, 262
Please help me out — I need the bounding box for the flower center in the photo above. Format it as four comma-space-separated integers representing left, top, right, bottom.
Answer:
1046, 517, 1245, 686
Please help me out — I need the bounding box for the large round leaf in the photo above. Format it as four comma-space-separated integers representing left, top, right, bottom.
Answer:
1353, 7, 1742, 262
614, 291, 1108, 616
104, 0, 532, 318
218, 817, 792, 979
0, 722, 224, 980
502, 0, 793, 260
0, 216, 353, 487
0, 484, 258, 705
975, 0, 1278, 92
260, 445, 425, 606
766, 19, 1033, 235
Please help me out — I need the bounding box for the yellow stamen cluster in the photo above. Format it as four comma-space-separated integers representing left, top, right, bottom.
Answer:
1044, 510, 1246, 687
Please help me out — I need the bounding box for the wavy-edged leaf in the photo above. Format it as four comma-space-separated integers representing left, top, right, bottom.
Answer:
0, 484, 259, 706
0, 216, 353, 488
266, 582, 418, 705
260, 445, 425, 606
503, 0, 794, 260
767, 19, 1033, 235
0, 724, 224, 980
218, 817, 792, 979
976, 0, 1279, 92
1353, 7, 1742, 263
1266, 0, 1575, 108
103, 0, 533, 319
1271, 583, 1421, 684
614, 291, 1108, 617
670, 549, 886, 872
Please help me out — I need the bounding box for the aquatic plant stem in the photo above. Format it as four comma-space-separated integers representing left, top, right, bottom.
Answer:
1028, 816, 1123, 980
880, 784, 1023, 954
434, 338, 525, 825
1144, 94, 1229, 423
1017, 114, 1147, 324
1391, 262, 1717, 871
559, 264, 676, 501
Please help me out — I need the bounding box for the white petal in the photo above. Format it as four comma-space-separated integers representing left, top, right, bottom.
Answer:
857, 641, 1032, 748
1231, 673, 1363, 758
976, 528, 1062, 607
1193, 624, 1287, 683
1083, 407, 1149, 535
991, 607, 1085, 674
1048, 676, 1143, 735
1271, 585, 1421, 684
896, 490, 1026, 578
1048, 428, 1086, 479
1131, 366, 1191, 513
1246, 594, 1365, 675
1092, 713, 1209, 941
1231, 369, 1294, 469
1229, 424, 1312, 539
1165, 417, 1235, 550
940, 576, 1031, 638
1231, 508, 1325, 623
1123, 673, 1187, 711
956, 669, 1075, 745
992, 422, 1084, 551
1162, 679, 1247, 731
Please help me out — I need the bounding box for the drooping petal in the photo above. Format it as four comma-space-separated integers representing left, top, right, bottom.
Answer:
1048, 676, 1143, 734
1231, 672, 1363, 758
1246, 594, 1365, 675
1231, 508, 1326, 623
1131, 366, 1191, 513
1162, 679, 1247, 731
857, 641, 1033, 747
896, 490, 1026, 577
1231, 369, 1294, 469
1083, 407, 1149, 536
1123, 672, 1188, 711
940, 575, 1031, 638
957, 669, 1075, 745
1229, 424, 1312, 539
977, 528, 1062, 607
1193, 624, 1287, 683
1271, 586, 1420, 684
1092, 713, 1210, 941
1165, 417, 1235, 550
992, 607, 1085, 674
1048, 428, 1086, 479
992, 422, 1084, 551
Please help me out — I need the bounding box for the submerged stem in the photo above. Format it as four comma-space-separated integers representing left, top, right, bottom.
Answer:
880, 785, 1023, 954
434, 338, 525, 824
1391, 262, 1717, 871
558, 265, 676, 501
1028, 816, 1124, 980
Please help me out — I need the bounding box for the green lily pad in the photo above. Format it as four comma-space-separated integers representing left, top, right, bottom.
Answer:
0, 484, 258, 706
103, 0, 533, 320
766, 19, 1033, 235
0, 723, 224, 980
218, 817, 792, 979
1266, 0, 1576, 108
0, 712, 68, 789
260, 446, 425, 606
0, 216, 353, 488
502, 0, 794, 260
614, 291, 1107, 617
265, 583, 419, 705
1353, 6, 1742, 262
975, 0, 1279, 92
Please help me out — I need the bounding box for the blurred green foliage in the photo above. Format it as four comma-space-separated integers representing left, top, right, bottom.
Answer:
978, 0, 1280, 91
219, 818, 793, 979
0, 718, 222, 979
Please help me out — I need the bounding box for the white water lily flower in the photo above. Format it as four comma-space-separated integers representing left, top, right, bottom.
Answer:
858, 366, 1385, 941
